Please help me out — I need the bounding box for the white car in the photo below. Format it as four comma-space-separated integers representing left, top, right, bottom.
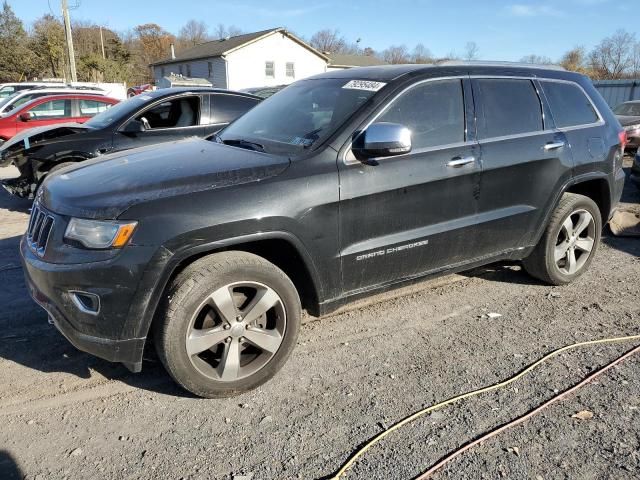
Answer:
0, 87, 107, 116
0, 82, 65, 99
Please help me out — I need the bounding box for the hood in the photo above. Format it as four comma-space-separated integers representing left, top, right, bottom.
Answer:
616, 115, 640, 127
0, 122, 91, 166
39, 138, 290, 219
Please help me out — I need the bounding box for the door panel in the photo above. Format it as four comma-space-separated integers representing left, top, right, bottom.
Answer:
113, 95, 205, 150
338, 78, 481, 293
472, 78, 574, 257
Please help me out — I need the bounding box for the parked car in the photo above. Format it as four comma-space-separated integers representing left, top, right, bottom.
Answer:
613, 100, 640, 153
0, 81, 65, 99
21, 63, 625, 398
0, 94, 118, 143
241, 84, 288, 99
631, 151, 640, 186
0, 87, 108, 116
127, 84, 154, 97
0, 88, 260, 198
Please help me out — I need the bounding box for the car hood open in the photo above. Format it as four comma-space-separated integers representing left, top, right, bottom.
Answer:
0, 123, 91, 166
39, 138, 290, 219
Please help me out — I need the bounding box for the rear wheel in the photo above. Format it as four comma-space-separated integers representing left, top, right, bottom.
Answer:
523, 193, 601, 285
154, 251, 301, 398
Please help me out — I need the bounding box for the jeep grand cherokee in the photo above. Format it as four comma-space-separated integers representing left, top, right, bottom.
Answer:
21, 63, 626, 398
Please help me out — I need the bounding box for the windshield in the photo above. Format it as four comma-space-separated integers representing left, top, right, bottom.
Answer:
614, 102, 640, 116
0, 92, 21, 113
219, 78, 381, 155
84, 95, 148, 128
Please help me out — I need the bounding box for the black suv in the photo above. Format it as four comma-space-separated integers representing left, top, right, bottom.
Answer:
21, 63, 625, 397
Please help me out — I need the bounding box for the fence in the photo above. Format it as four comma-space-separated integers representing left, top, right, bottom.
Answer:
593, 79, 640, 108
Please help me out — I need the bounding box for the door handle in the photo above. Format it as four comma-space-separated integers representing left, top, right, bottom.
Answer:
447, 156, 475, 168
544, 141, 565, 151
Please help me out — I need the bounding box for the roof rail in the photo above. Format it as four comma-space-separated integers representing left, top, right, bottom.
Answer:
438, 60, 566, 71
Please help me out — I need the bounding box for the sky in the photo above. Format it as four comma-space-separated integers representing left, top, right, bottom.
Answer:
10, 0, 640, 61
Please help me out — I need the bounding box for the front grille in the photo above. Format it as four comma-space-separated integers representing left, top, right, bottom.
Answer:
27, 203, 55, 257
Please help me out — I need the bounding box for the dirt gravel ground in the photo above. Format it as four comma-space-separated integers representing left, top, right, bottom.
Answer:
0, 159, 639, 480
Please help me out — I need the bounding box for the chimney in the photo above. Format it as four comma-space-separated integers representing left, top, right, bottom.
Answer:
170, 43, 176, 60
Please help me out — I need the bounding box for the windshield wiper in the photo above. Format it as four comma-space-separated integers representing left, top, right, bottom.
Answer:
222, 138, 265, 152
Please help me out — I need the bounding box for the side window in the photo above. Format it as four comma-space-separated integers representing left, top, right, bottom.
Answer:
477, 79, 543, 138
211, 95, 260, 124
135, 96, 200, 129
377, 79, 465, 150
28, 99, 71, 119
541, 81, 599, 128
79, 99, 112, 116
265, 61, 275, 78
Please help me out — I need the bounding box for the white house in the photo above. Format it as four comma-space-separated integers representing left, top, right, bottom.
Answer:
151, 28, 329, 91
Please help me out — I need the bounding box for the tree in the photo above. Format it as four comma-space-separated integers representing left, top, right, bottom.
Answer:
309, 29, 346, 54
589, 29, 635, 79
30, 14, 65, 79
412, 43, 433, 64
520, 54, 553, 64
464, 41, 479, 61
383, 45, 409, 64
559, 46, 588, 73
0, 1, 32, 81
178, 19, 209, 48
212, 24, 242, 40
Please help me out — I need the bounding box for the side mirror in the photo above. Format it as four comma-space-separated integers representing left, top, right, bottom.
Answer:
120, 119, 146, 134
356, 122, 412, 158
19, 112, 33, 122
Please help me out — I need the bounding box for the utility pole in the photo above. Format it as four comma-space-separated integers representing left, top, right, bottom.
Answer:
99, 26, 105, 59
61, 0, 77, 82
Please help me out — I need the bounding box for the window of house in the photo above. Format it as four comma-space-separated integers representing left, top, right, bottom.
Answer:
27, 99, 71, 119
286, 62, 295, 78
79, 99, 113, 116
265, 61, 275, 78
541, 81, 599, 128
377, 79, 465, 150
134, 96, 200, 129
208, 62, 213, 78
476, 79, 543, 139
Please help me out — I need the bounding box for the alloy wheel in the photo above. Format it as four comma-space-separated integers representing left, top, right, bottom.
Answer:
185, 281, 286, 381
554, 209, 596, 275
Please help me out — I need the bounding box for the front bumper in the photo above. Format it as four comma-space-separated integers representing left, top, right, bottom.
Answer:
20, 235, 160, 372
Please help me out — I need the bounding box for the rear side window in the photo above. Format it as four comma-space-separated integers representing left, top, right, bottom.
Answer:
211, 95, 260, 124
79, 99, 112, 116
476, 79, 543, 139
541, 81, 599, 128
377, 79, 465, 150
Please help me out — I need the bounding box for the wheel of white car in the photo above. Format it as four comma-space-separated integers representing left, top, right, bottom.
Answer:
154, 251, 301, 398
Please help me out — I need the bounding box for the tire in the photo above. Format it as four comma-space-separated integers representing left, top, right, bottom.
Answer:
46, 161, 76, 176
154, 251, 301, 398
523, 193, 602, 285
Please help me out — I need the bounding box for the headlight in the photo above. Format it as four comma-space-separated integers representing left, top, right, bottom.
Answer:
65, 218, 137, 249
624, 124, 640, 132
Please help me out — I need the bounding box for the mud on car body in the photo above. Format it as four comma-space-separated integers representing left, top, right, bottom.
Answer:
0, 87, 260, 198
22, 63, 626, 398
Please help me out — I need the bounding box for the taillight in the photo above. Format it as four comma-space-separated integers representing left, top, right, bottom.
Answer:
619, 130, 627, 150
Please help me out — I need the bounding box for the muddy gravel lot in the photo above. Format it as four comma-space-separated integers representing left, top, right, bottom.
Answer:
0, 160, 639, 480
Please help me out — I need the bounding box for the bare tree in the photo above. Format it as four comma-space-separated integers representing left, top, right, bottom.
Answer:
309, 29, 346, 54
412, 43, 433, 64
630, 41, 640, 78
363, 47, 376, 57
178, 19, 209, 47
383, 45, 409, 64
464, 41, 479, 61
212, 24, 242, 40
589, 29, 635, 79
520, 54, 553, 64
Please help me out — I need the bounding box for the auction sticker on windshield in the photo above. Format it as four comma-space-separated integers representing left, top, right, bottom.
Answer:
342, 80, 386, 92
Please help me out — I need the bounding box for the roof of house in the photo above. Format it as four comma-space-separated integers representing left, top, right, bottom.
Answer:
327, 53, 388, 68
151, 28, 328, 66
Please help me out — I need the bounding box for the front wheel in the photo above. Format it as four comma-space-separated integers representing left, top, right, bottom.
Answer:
523, 193, 601, 285
154, 251, 301, 398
